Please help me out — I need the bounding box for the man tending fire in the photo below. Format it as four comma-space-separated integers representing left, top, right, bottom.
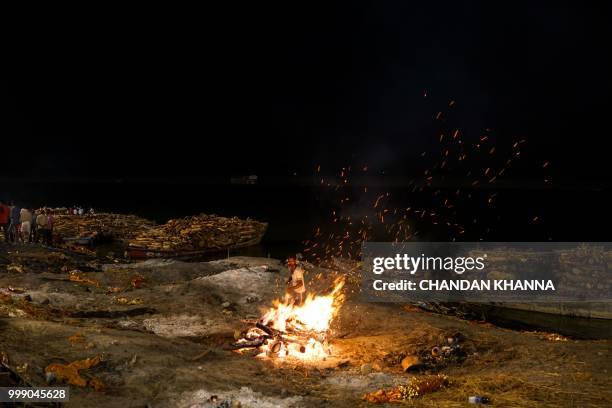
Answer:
286, 255, 306, 305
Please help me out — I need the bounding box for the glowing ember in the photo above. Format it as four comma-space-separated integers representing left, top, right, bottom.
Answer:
253, 277, 345, 361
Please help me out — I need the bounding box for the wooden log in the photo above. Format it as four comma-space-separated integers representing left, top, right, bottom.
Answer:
227, 336, 270, 350
255, 322, 286, 337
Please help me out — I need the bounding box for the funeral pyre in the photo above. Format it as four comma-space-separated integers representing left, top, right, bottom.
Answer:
127, 214, 268, 252
52, 213, 156, 242
230, 277, 345, 361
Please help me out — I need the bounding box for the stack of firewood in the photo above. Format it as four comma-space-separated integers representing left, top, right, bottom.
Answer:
228, 322, 324, 357
127, 214, 267, 252
53, 213, 156, 240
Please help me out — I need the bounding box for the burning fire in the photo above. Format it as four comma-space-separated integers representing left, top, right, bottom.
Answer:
237, 277, 345, 361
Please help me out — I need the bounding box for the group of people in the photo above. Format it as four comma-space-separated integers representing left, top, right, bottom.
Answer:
67, 206, 94, 216
0, 201, 54, 245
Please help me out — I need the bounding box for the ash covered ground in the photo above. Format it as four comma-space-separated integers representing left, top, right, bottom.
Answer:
0, 243, 610, 407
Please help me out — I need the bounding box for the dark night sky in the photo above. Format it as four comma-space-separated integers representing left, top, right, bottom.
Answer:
2, 2, 611, 183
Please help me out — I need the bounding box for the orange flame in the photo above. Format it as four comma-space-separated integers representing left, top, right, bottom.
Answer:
257, 277, 345, 361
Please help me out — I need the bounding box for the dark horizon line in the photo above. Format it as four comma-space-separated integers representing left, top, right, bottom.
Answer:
1, 176, 610, 191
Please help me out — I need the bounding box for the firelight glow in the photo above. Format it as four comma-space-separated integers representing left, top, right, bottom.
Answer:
256, 277, 345, 360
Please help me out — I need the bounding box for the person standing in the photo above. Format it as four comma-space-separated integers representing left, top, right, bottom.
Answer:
30, 208, 39, 242
36, 210, 49, 245
286, 256, 306, 305
45, 209, 54, 245
20, 207, 33, 243
0, 201, 9, 242
8, 202, 21, 243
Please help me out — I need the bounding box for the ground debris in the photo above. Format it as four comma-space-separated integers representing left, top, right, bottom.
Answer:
68, 332, 86, 344
4, 247, 93, 274
0, 287, 31, 302
400, 355, 422, 372
6, 264, 25, 273
392, 331, 470, 372
178, 386, 302, 408
0, 295, 62, 320
45, 355, 105, 390
130, 274, 145, 289
363, 374, 449, 403
527, 330, 570, 342
68, 270, 101, 287
114, 296, 144, 305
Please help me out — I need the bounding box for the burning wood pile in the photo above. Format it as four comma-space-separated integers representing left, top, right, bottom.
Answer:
229, 278, 345, 361
127, 214, 267, 253
53, 213, 156, 241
